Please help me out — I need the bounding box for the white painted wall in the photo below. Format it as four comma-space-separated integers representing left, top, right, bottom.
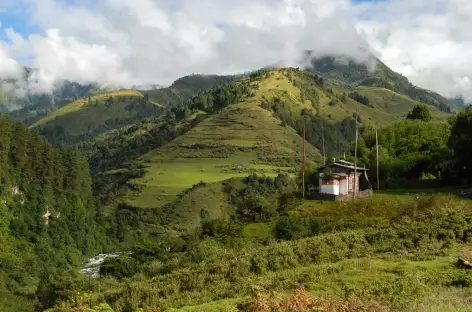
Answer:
339, 178, 348, 195
320, 184, 339, 195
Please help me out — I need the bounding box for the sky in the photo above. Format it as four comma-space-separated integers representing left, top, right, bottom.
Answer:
0, 0, 470, 102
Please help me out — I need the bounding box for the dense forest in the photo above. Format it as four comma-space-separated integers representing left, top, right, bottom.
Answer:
0, 115, 107, 311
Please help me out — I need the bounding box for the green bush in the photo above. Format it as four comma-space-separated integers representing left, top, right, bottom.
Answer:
99, 256, 140, 279
274, 216, 304, 240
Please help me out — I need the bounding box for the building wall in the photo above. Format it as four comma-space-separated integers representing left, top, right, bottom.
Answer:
339, 176, 348, 195
348, 173, 361, 194
320, 184, 339, 195
319, 174, 340, 195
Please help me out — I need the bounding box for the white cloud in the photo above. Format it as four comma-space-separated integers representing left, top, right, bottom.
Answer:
24, 29, 132, 93
0, 0, 470, 102
357, 0, 472, 100
0, 40, 23, 79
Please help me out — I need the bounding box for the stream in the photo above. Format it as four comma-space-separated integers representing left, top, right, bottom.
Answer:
81, 252, 127, 278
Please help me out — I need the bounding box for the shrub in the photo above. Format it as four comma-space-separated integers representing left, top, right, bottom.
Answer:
99, 256, 140, 279
274, 216, 304, 240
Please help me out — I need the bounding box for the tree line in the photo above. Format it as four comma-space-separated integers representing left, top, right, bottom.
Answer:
0, 115, 106, 311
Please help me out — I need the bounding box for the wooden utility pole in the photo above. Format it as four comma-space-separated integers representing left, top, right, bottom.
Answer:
353, 112, 358, 201
321, 119, 326, 166
376, 127, 380, 192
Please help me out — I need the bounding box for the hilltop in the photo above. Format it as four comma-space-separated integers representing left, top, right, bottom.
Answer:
9, 56, 454, 148
30, 89, 161, 145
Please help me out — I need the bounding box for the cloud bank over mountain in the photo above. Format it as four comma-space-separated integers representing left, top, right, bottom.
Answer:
0, 0, 471, 101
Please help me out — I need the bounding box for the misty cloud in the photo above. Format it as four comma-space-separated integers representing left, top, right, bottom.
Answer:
0, 0, 471, 102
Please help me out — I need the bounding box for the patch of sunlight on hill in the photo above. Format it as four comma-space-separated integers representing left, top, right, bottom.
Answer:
252, 70, 311, 111
280, 69, 406, 125
30, 89, 143, 128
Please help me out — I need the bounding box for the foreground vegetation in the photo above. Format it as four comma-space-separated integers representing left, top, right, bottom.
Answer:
43, 191, 472, 312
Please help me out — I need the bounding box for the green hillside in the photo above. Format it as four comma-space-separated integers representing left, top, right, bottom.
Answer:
86, 68, 454, 234
46, 189, 472, 312
7, 80, 97, 125
147, 74, 238, 106
30, 90, 162, 146
31, 90, 146, 127
123, 70, 322, 209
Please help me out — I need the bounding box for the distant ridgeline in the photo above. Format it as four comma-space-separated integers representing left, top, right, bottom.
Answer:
0, 115, 106, 311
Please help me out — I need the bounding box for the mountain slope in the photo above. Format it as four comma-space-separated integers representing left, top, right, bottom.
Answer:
5, 77, 97, 125
91, 67, 452, 215
31, 90, 146, 127
308, 55, 453, 112
126, 70, 322, 208
30, 90, 161, 146
147, 74, 238, 106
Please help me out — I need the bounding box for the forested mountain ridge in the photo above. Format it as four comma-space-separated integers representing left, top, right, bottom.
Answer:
0, 115, 107, 311
7, 55, 456, 146
30, 90, 161, 147
10, 75, 239, 148
146, 74, 238, 106
2, 67, 98, 125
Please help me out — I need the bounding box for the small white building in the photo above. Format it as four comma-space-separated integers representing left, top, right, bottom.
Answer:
318, 160, 370, 198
